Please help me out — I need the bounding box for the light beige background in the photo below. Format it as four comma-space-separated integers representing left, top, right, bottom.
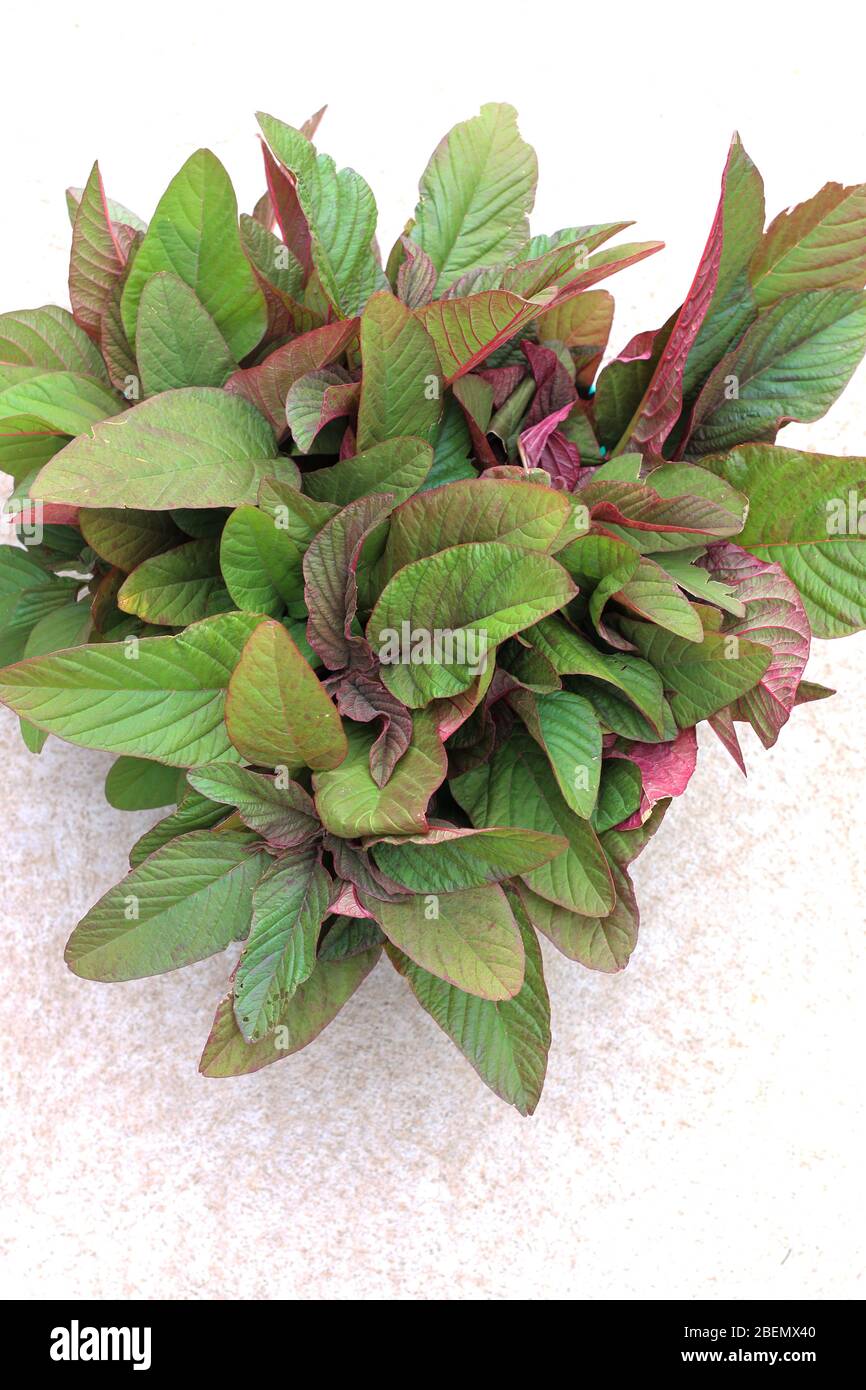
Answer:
1, 0, 864, 1301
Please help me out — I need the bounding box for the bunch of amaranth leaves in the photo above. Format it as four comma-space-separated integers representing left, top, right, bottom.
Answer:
1, 104, 865, 1112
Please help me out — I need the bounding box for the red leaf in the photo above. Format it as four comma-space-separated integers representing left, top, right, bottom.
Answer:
260, 138, 313, 277
611, 727, 698, 828
518, 401, 581, 487
615, 139, 753, 455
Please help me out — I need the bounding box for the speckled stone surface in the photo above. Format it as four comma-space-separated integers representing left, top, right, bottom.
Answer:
1, 6, 865, 1300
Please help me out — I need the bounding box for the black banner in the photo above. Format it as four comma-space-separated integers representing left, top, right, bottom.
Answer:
0, 1299, 858, 1372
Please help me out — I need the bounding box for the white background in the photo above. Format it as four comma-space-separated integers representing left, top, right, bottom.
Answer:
1, 0, 864, 1300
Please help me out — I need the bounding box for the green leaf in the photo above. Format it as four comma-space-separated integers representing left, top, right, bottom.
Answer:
318, 916, 385, 961
256, 113, 383, 317
615, 556, 704, 640
225, 618, 347, 770
79, 508, 183, 571
370, 542, 576, 707
313, 711, 446, 837
570, 684, 676, 746
32, 388, 285, 510
687, 289, 866, 456
129, 791, 229, 868
304, 436, 432, 508
186, 763, 319, 847
452, 731, 615, 918
423, 394, 476, 488
703, 442, 866, 636
234, 848, 331, 1040
656, 547, 747, 619
65, 829, 269, 981
0, 372, 121, 435
0, 609, 264, 766
199, 947, 381, 1077
386, 887, 549, 1114
556, 529, 641, 638
22, 599, 91, 656
104, 755, 180, 811
516, 859, 639, 972
371, 826, 566, 892
369, 882, 524, 999
409, 103, 537, 290
381, 477, 572, 576
750, 182, 866, 306
523, 616, 666, 734
619, 612, 773, 726
357, 291, 441, 448
592, 758, 643, 833
17, 601, 91, 753
117, 539, 229, 625
0, 419, 67, 483
136, 272, 237, 394
220, 505, 305, 616
0, 547, 79, 666
0, 304, 109, 380
508, 688, 602, 817
121, 149, 266, 358
68, 161, 133, 338
601, 799, 670, 869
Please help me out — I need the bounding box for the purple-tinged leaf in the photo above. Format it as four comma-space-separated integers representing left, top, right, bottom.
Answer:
521, 339, 576, 425
285, 368, 359, 452
396, 236, 437, 308
545, 241, 664, 309
260, 138, 313, 277
332, 669, 413, 787
536, 289, 614, 386
256, 112, 383, 318
708, 707, 747, 775
579, 467, 746, 544
303, 493, 395, 670
225, 318, 359, 431
518, 401, 581, 486
476, 363, 526, 406
614, 139, 747, 455
186, 762, 321, 848
415, 288, 555, 384
238, 213, 322, 343
452, 375, 499, 468
69, 162, 133, 341
330, 880, 369, 917
701, 542, 811, 748
324, 835, 410, 903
